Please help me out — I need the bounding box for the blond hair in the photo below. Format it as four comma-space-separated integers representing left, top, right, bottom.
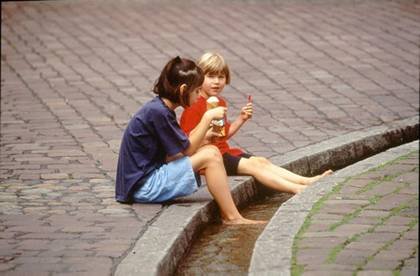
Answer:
197, 52, 231, 84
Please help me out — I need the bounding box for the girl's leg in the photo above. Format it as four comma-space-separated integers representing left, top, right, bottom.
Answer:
237, 157, 306, 194
189, 146, 265, 225
251, 157, 332, 185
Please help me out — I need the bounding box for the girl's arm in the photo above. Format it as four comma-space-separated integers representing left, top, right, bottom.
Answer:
183, 106, 226, 156
227, 102, 252, 139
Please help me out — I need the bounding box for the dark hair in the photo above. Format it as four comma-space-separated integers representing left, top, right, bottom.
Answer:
153, 56, 204, 107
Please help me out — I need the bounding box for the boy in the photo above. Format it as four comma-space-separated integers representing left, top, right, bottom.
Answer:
180, 52, 332, 194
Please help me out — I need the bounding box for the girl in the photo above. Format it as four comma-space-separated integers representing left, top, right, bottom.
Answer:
180, 52, 333, 195
115, 56, 263, 225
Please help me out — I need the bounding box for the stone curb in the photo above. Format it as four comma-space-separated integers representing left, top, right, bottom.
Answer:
115, 116, 418, 275
115, 176, 258, 276
248, 141, 419, 275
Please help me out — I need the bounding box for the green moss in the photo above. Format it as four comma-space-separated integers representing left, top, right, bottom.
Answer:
291, 151, 418, 273
291, 264, 304, 276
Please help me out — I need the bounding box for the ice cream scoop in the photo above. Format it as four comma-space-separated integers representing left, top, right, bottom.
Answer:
206, 96, 219, 109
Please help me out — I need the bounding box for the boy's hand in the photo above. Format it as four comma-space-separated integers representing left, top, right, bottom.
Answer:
205, 106, 226, 121
240, 102, 253, 121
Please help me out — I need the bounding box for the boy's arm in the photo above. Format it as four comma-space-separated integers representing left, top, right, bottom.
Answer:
227, 102, 253, 139
227, 116, 246, 139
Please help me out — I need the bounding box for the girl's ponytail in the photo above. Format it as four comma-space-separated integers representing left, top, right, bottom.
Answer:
153, 56, 204, 107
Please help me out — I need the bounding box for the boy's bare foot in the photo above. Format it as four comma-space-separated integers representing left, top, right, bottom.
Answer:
322, 169, 334, 176
303, 169, 333, 185
294, 185, 306, 194
223, 217, 267, 225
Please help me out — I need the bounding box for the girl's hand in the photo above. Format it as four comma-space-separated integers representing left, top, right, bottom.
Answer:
205, 106, 227, 121
204, 127, 224, 143
240, 102, 253, 121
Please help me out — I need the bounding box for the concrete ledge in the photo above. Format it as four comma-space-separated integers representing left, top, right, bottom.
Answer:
248, 140, 419, 275
270, 116, 418, 176
115, 116, 418, 275
115, 176, 257, 276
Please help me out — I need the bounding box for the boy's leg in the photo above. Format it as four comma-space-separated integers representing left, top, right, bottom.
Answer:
237, 157, 305, 194
249, 157, 332, 185
189, 146, 265, 224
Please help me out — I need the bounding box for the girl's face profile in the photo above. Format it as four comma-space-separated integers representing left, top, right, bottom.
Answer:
188, 86, 201, 106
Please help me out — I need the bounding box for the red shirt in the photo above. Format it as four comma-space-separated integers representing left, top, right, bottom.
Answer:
180, 96, 243, 156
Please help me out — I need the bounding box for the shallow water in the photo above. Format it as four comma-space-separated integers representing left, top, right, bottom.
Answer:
175, 192, 292, 275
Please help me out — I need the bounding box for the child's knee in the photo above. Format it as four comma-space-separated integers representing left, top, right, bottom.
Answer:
250, 156, 271, 168
200, 145, 222, 161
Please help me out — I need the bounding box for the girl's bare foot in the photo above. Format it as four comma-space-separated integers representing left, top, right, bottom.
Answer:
303, 169, 333, 185
223, 217, 267, 225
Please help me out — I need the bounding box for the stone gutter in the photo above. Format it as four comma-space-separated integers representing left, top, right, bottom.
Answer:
249, 138, 419, 275
115, 116, 418, 275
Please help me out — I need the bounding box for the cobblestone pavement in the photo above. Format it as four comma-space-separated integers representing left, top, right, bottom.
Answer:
293, 150, 418, 276
1, 0, 419, 275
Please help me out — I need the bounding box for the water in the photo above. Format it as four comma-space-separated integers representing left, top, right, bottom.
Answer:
176, 192, 292, 275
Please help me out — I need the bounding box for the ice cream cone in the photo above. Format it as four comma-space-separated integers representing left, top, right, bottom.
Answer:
206, 96, 225, 136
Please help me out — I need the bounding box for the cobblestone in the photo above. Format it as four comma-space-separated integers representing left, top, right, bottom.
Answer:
292, 150, 419, 275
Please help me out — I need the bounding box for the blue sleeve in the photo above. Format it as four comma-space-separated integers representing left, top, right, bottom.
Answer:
152, 110, 190, 157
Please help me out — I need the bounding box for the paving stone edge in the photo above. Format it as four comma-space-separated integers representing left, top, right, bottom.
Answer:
248, 145, 419, 273
115, 116, 418, 276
